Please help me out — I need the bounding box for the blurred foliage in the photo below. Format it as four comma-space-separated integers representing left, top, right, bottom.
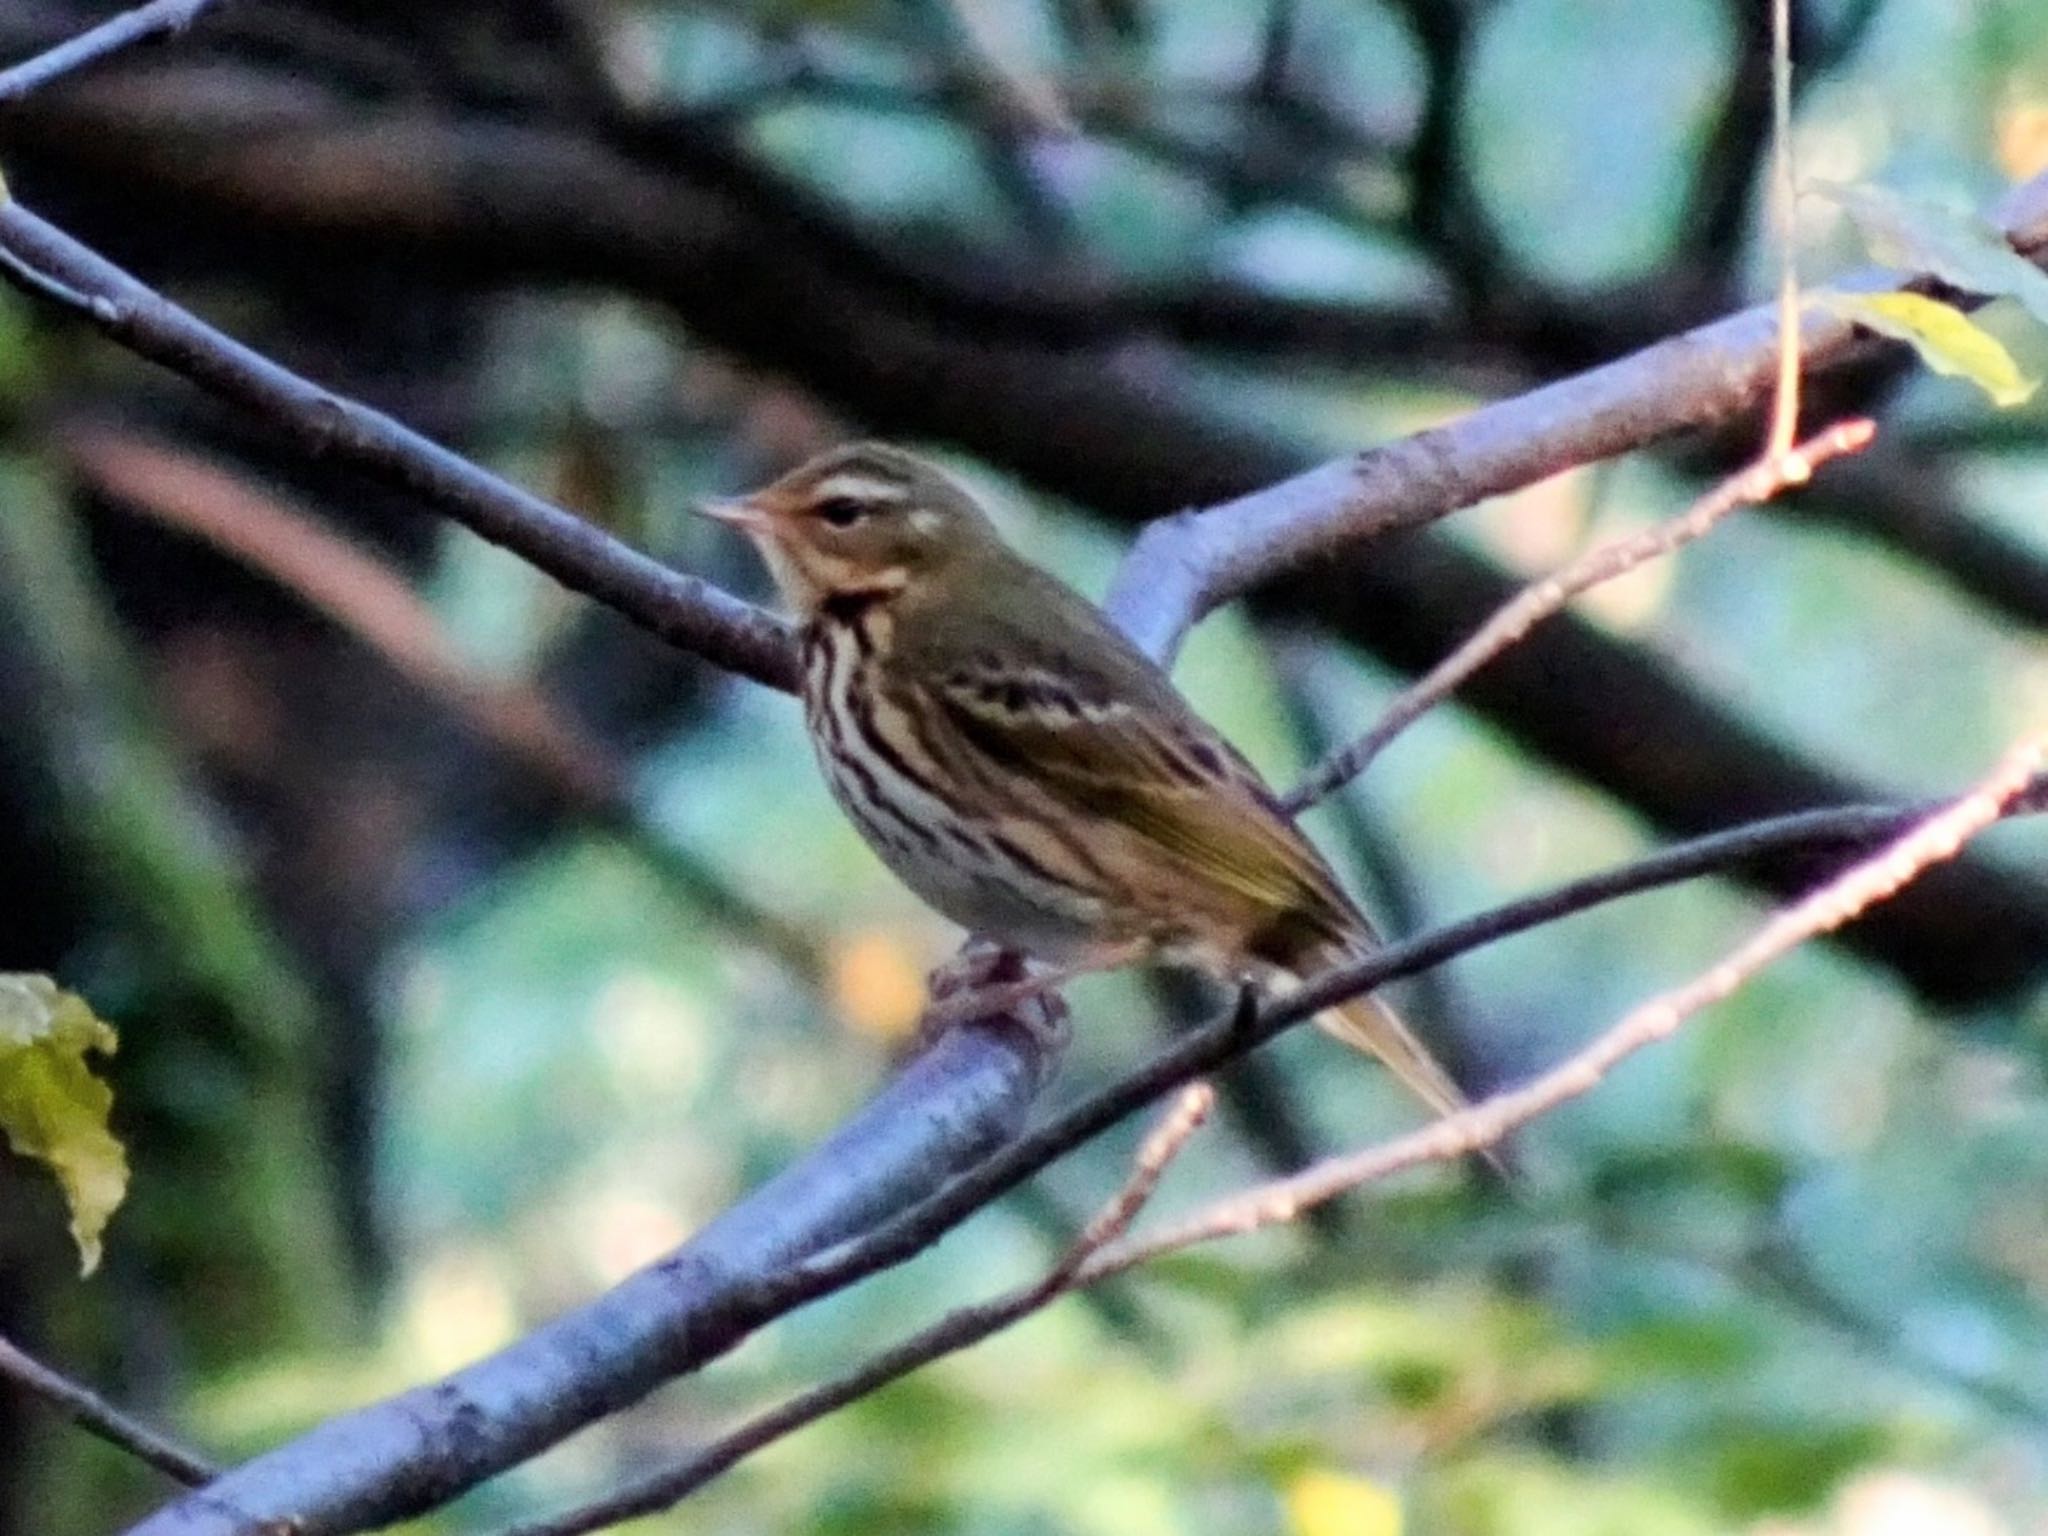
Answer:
3, 1, 2048, 1535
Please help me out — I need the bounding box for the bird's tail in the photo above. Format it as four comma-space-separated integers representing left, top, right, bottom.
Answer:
1313, 982, 1471, 1124
1272, 941, 1507, 1174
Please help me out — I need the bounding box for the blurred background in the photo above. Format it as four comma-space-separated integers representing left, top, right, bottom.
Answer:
2, 1, 2048, 1532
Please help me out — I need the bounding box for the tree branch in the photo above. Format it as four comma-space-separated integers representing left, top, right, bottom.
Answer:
120, 1015, 1050, 1536
0, 0, 221, 103
0, 198, 796, 693
0, 1332, 217, 1487
1282, 418, 1877, 811
117, 784, 2044, 1535
63, 422, 829, 983
1097, 172, 2048, 659
505, 1085, 1217, 1536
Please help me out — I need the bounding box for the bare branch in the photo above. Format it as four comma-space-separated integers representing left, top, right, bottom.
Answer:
1051, 1081, 1215, 1278
1282, 418, 1877, 812
495, 734, 2047, 1535
0, 198, 796, 693
1096, 730, 2048, 1272
0, 0, 222, 103
65, 425, 826, 983
505, 1086, 1214, 1536
1100, 168, 2048, 661
0, 1333, 216, 1487
1765, 0, 1801, 458
117, 775, 2044, 1536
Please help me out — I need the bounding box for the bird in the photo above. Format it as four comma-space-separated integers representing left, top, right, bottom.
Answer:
699, 441, 1473, 1128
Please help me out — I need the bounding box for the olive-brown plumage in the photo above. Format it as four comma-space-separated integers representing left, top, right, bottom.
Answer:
703, 442, 1471, 1124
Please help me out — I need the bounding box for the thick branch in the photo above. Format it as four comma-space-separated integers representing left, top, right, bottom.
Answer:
507, 1086, 1218, 1536
3, 90, 2043, 997
1098, 170, 2048, 656
119, 788, 2041, 1535
122, 1021, 1048, 1536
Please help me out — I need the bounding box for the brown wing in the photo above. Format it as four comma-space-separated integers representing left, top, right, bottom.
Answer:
905, 568, 1366, 956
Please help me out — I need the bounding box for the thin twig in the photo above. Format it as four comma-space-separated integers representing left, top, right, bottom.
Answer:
113, 780, 2046, 1536
0, 198, 796, 693
0, 1334, 217, 1487
500, 732, 2044, 1534
503, 1086, 1214, 1536
0, 0, 222, 103
1767, 0, 1801, 457
1050, 1082, 1214, 1278
1283, 417, 1876, 811
1096, 730, 2048, 1275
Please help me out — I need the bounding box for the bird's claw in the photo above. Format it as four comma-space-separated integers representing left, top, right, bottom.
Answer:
918, 974, 1072, 1050
929, 939, 1024, 1000
918, 945, 1072, 1054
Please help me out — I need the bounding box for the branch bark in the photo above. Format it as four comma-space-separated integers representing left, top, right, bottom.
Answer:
1096, 169, 2048, 656
0, 0, 221, 103
122, 1020, 1048, 1536
0, 199, 796, 692
2, 90, 2045, 997
0, 1333, 216, 1487
115, 786, 2043, 1535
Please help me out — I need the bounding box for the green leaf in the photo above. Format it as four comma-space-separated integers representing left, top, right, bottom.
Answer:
0, 975, 128, 1275
1818, 290, 2038, 406
1818, 181, 2048, 326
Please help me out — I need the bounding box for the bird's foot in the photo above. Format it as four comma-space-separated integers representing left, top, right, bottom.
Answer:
919, 944, 1072, 1053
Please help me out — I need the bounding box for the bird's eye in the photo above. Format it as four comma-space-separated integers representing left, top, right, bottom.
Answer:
815, 497, 868, 529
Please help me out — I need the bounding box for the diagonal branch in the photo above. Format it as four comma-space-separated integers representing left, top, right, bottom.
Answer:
0, 0, 222, 103
1099, 173, 2048, 660
0, 197, 796, 693
64, 424, 826, 984
1283, 418, 1877, 811
504, 1085, 1217, 1536
116, 784, 2044, 1536
0, 1332, 217, 1487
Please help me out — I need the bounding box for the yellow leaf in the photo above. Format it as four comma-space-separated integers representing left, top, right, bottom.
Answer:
1287, 1469, 1404, 1536
1821, 290, 2039, 407
0, 975, 128, 1275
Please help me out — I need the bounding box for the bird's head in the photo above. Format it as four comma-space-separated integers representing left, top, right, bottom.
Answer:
700, 442, 1001, 618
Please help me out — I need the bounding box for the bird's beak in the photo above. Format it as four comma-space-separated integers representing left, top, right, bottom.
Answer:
696, 496, 771, 533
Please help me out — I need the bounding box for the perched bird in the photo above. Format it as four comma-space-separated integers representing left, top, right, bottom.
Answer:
701, 442, 1471, 1126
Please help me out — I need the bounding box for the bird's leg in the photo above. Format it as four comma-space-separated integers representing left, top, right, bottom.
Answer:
918, 940, 1064, 1052
927, 937, 1018, 1002
920, 939, 1150, 1042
